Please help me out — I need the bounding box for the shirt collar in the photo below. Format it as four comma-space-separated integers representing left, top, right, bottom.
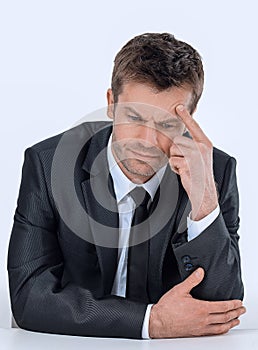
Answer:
107, 135, 167, 203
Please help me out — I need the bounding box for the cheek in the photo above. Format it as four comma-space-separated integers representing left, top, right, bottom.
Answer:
113, 124, 139, 142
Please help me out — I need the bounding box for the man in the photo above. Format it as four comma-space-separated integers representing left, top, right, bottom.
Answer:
8, 32, 245, 339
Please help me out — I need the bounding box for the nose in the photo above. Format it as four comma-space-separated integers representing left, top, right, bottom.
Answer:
140, 122, 159, 147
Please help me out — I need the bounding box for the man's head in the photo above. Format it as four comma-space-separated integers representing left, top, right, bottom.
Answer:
111, 32, 204, 114
107, 32, 204, 183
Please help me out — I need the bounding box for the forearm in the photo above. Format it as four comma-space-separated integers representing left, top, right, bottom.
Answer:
173, 212, 243, 300
8, 244, 147, 339
8, 147, 147, 339
11, 280, 146, 338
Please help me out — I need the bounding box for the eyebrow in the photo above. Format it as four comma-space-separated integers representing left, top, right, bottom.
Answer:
123, 106, 143, 118
123, 106, 180, 124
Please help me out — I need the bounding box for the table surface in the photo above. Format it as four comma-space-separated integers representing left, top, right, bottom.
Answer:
1, 328, 258, 350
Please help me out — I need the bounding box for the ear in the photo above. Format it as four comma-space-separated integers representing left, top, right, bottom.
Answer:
106, 88, 115, 119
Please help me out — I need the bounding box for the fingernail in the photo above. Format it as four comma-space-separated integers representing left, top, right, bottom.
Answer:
195, 267, 202, 278
177, 105, 184, 112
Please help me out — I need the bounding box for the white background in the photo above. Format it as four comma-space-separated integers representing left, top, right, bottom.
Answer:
0, 0, 257, 330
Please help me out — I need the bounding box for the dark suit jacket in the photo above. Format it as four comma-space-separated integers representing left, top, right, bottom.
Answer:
7, 121, 244, 339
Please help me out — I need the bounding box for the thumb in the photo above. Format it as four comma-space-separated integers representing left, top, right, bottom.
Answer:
178, 267, 205, 295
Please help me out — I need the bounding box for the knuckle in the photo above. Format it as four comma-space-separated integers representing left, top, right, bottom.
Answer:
235, 309, 242, 318
233, 309, 240, 320
203, 315, 210, 327
221, 303, 230, 313
171, 284, 181, 295
205, 303, 212, 314
214, 324, 230, 335
211, 325, 221, 335
223, 313, 231, 323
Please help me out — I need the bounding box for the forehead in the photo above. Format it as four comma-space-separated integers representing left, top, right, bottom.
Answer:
117, 82, 193, 114
115, 104, 181, 124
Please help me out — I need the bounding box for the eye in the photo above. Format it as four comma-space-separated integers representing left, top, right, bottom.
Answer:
160, 123, 174, 129
128, 115, 142, 122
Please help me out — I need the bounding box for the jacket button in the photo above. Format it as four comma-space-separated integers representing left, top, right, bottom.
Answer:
184, 263, 194, 271
182, 255, 191, 264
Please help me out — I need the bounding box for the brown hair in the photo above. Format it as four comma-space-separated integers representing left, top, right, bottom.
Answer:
111, 32, 204, 114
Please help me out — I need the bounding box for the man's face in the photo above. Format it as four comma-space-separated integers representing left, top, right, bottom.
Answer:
107, 82, 193, 183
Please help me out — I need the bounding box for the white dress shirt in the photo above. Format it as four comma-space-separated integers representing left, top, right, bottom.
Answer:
107, 135, 220, 339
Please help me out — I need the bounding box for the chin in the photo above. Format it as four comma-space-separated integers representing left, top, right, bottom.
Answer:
124, 159, 160, 177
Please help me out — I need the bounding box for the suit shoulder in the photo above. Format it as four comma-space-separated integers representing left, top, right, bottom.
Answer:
29, 132, 64, 154
213, 146, 237, 188
213, 146, 236, 166
27, 121, 112, 155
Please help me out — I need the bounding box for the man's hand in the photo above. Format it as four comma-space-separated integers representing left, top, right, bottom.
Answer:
149, 268, 246, 339
169, 105, 218, 221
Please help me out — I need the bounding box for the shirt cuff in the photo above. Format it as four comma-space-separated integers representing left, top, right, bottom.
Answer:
187, 205, 220, 241
141, 304, 154, 339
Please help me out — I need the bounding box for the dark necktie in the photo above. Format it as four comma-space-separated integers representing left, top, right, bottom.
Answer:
126, 187, 150, 303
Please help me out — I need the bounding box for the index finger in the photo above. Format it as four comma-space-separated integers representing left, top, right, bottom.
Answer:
206, 299, 243, 314
176, 105, 210, 143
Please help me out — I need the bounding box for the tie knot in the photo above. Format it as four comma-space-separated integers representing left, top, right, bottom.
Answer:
130, 187, 150, 208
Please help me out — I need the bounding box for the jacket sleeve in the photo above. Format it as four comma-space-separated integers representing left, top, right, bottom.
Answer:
7, 147, 147, 338
172, 156, 244, 301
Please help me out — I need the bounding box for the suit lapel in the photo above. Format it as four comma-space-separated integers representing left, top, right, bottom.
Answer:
80, 123, 119, 295
148, 166, 190, 301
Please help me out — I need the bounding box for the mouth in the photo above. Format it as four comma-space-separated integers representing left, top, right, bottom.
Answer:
129, 149, 161, 159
